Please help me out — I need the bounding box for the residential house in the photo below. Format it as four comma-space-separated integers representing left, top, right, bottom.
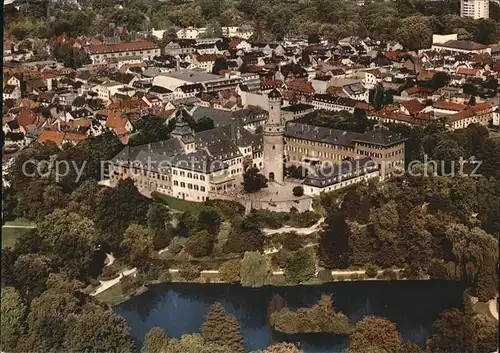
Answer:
3, 85, 21, 100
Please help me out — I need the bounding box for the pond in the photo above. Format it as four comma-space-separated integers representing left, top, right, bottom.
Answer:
114, 280, 465, 353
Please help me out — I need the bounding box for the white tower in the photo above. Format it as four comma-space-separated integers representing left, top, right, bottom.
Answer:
461, 0, 489, 19
263, 89, 284, 184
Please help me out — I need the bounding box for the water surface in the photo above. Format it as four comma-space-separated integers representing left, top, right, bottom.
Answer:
114, 280, 465, 352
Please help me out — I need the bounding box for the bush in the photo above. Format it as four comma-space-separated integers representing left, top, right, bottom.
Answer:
293, 186, 304, 197
428, 261, 448, 280
121, 274, 142, 295
350, 273, 360, 281
204, 199, 245, 218
271, 249, 291, 269
158, 270, 172, 283
89, 278, 101, 287
168, 237, 184, 255
317, 269, 333, 283
99, 264, 120, 281
219, 259, 242, 283
185, 230, 215, 258
382, 268, 397, 280
179, 264, 201, 281
152, 229, 172, 251
281, 232, 303, 251
365, 266, 378, 278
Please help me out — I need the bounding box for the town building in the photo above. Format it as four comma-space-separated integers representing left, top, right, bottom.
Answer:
86, 41, 161, 64
460, 0, 489, 19
284, 123, 407, 178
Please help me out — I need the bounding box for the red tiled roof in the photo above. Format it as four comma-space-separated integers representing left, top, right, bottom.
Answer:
402, 99, 425, 115
37, 130, 65, 146
229, 39, 244, 49
433, 101, 467, 111
471, 102, 493, 112
446, 109, 475, 122
404, 87, 434, 95
286, 80, 315, 95
456, 67, 479, 76
88, 40, 159, 55
17, 110, 37, 129
196, 54, 222, 62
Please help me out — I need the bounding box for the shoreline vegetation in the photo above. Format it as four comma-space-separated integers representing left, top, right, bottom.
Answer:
2, 121, 498, 352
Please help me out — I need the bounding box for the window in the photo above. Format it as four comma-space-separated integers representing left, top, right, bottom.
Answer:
180, 182, 186, 188
173, 170, 178, 175
180, 171, 185, 177
194, 185, 199, 190
200, 175, 205, 181
201, 186, 206, 192
174, 180, 179, 186
187, 173, 192, 178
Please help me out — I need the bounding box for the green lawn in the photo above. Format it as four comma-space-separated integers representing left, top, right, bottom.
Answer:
152, 192, 205, 213
4, 218, 36, 227
1, 227, 32, 249
94, 283, 131, 307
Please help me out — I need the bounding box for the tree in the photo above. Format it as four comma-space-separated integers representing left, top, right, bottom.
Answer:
1, 287, 26, 351
179, 264, 201, 281
426, 309, 475, 353
63, 304, 134, 352
400, 206, 433, 271
348, 316, 403, 353
185, 230, 215, 258
143, 327, 170, 353
177, 211, 197, 237
197, 208, 221, 235
319, 212, 351, 269
165, 334, 231, 353
94, 179, 151, 251
161, 26, 178, 46
147, 203, 171, 234
264, 342, 302, 353
201, 302, 244, 353
26, 287, 81, 351
270, 295, 350, 335
292, 186, 304, 197
37, 209, 97, 279
242, 167, 267, 193
120, 224, 155, 270
284, 247, 316, 284
223, 218, 265, 254
193, 117, 215, 132
240, 251, 270, 287
396, 16, 432, 51
13, 254, 52, 301
219, 259, 242, 283
372, 83, 385, 110
52, 43, 91, 68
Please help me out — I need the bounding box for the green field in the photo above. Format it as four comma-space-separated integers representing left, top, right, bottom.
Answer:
151, 192, 205, 213
1, 227, 32, 249
94, 282, 131, 307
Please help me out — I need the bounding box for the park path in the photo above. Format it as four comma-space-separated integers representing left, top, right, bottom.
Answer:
2, 224, 36, 229
262, 217, 325, 236
489, 298, 499, 320
264, 242, 317, 255
105, 253, 115, 267
90, 268, 137, 296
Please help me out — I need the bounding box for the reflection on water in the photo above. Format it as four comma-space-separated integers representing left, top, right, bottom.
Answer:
114, 280, 465, 353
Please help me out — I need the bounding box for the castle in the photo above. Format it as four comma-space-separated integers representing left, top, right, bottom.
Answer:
108, 88, 406, 202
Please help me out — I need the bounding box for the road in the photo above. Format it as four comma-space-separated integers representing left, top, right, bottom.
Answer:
90, 268, 137, 296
